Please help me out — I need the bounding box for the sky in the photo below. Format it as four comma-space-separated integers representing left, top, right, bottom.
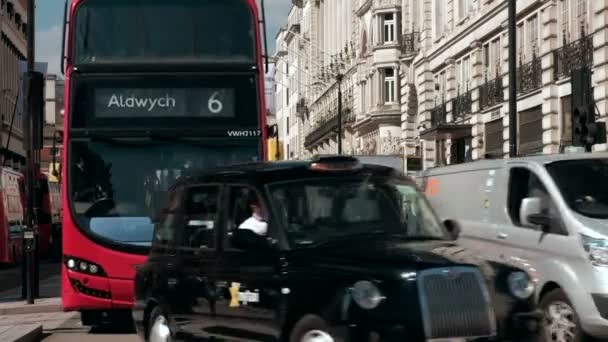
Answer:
35, 0, 292, 75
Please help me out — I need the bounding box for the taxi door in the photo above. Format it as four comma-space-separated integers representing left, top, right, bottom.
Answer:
210, 184, 283, 341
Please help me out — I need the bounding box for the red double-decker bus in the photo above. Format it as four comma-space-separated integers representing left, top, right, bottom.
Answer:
60, 0, 269, 327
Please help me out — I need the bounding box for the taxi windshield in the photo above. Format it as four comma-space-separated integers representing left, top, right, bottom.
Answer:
268, 176, 448, 247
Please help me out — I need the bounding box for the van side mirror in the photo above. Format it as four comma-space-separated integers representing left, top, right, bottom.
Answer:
443, 219, 461, 240
520, 197, 551, 230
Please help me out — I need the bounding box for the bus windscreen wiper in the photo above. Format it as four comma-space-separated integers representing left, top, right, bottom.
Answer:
86, 134, 152, 147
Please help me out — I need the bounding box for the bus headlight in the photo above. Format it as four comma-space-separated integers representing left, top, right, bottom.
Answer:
507, 272, 535, 299
63, 255, 107, 277
351, 280, 385, 309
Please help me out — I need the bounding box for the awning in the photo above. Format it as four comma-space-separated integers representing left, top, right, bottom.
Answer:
419, 123, 473, 141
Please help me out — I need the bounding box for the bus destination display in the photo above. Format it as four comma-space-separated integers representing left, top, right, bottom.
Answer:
93, 87, 235, 118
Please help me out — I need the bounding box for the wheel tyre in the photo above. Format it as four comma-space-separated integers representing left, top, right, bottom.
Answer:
289, 314, 336, 342
147, 306, 172, 342
538, 289, 589, 342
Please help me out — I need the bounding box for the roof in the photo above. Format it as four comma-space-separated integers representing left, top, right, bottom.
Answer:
421, 151, 608, 176
178, 157, 412, 187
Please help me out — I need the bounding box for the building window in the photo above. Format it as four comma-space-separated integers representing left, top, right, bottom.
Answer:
383, 13, 395, 44
483, 38, 501, 79
527, 15, 539, 60
383, 68, 396, 104
458, 56, 471, 91
286, 116, 290, 135
560, 0, 589, 43
434, 0, 444, 38
459, 0, 474, 20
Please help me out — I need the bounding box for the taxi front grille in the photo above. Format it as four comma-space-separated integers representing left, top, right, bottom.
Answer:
417, 266, 496, 339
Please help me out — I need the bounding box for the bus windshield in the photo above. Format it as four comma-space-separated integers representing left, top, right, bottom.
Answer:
69, 140, 260, 246
73, 0, 256, 64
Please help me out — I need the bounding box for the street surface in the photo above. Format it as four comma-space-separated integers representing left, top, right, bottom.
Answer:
0, 260, 61, 301
0, 261, 462, 341
42, 314, 138, 341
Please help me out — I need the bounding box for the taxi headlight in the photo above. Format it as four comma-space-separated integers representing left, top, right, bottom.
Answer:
507, 271, 535, 299
351, 280, 385, 310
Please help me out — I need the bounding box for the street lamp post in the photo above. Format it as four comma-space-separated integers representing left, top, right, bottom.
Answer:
508, 0, 517, 157
337, 73, 343, 155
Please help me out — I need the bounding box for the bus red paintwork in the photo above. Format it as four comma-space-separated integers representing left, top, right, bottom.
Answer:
0, 168, 25, 264
61, 0, 268, 324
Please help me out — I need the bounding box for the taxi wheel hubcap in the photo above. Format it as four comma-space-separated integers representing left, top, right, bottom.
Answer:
301, 329, 333, 342
544, 301, 576, 342
149, 314, 171, 342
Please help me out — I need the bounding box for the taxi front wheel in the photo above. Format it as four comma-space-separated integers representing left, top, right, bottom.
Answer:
147, 306, 172, 342
289, 314, 337, 342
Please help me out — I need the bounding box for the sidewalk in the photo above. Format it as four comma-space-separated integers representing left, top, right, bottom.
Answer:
0, 310, 77, 342
0, 274, 65, 341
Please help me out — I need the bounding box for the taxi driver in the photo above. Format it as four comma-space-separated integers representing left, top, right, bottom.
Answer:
238, 193, 268, 236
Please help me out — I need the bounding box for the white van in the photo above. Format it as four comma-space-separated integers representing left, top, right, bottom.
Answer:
419, 152, 608, 341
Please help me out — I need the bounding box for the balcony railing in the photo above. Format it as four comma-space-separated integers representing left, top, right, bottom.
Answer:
430, 102, 447, 127
401, 32, 421, 57
479, 76, 504, 109
517, 56, 542, 95
452, 90, 472, 120
304, 110, 356, 148
554, 35, 593, 79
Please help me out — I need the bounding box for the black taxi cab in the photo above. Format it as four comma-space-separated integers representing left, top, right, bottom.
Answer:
132, 156, 541, 341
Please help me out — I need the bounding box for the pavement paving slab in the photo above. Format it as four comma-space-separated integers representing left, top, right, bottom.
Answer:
0, 311, 76, 342
0, 297, 62, 316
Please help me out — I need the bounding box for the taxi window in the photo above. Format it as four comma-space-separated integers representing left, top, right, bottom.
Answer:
181, 185, 220, 249
225, 185, 268, 249
341, 187, 381, 223
268, 177, 447, 247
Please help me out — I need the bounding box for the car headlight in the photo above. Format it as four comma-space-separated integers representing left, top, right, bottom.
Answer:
507, 271, 535, 299
581, 234, 608, 267
351, 280, 385, 310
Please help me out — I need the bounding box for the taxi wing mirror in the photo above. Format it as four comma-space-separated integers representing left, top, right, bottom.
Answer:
443, 219, 461, 240
520, 197, 550, 230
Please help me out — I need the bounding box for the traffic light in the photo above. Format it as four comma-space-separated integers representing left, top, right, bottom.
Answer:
571, 67, 606, 151
572, 103, 607, 151
266, 124, 278, 138
572, 104, 590, 147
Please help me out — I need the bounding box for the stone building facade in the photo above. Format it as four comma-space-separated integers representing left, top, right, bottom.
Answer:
274, 0, 606, 170
0, 0, 27, 169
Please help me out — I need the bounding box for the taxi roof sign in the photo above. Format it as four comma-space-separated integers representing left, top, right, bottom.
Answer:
309, 155, 362, 171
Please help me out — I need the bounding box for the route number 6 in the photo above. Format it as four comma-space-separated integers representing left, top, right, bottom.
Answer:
208, 92, 223, 114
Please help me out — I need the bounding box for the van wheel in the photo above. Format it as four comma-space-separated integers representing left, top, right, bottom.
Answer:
147, 306, 172, 342
539, 289, 589, 342
288, 315, 337, 342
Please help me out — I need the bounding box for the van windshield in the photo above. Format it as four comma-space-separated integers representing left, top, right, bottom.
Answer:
546, 158, 608, 219
268, 176, 448, 247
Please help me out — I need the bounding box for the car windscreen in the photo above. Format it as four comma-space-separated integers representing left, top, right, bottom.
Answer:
546, 158, 608, 219
268, 176, 448, 247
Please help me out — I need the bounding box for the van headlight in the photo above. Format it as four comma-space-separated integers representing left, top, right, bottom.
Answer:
581, 234, 608, 267
351, 280, 385, 309
507, 272, 535, 299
